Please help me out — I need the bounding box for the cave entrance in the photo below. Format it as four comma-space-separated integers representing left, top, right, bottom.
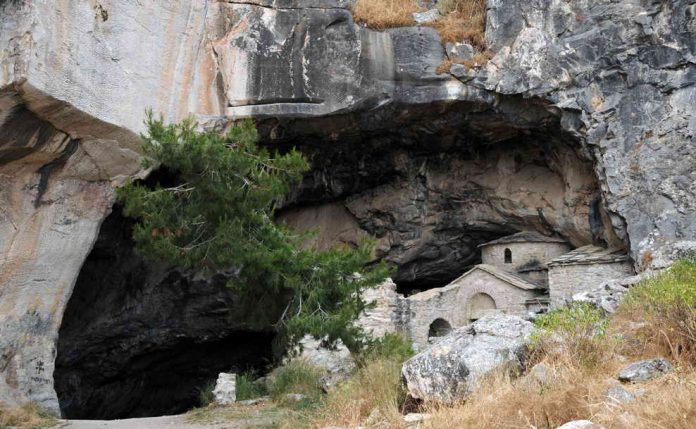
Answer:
55, 207, 280, 419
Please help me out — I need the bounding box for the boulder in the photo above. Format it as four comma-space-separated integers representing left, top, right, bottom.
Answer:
604, 380, 636, 405
212, 373, 236, 405
403, 412, 431, 428
617, 359, 673, 383
412, 9, 440, 25
446, 42, 474, 62
289, 335, 356, 390
401, 315, 533, 403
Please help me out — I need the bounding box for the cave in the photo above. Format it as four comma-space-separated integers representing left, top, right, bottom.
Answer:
54, 208, 280, 419
55, 96, 621, 419
271, 100, 623, 295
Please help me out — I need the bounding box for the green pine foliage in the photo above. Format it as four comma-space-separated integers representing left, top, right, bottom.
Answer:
118, 113, 389, 348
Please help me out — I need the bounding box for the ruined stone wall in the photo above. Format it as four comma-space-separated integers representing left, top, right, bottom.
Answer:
548, 262, 635, 307
482, 242, 572, 272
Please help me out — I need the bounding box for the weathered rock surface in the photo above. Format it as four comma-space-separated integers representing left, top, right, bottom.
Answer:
289, 335, 356, 390
1, 0, 695, 415
617, 358, 673, 383
604, 380, 638, 405
401, 315, 533, 403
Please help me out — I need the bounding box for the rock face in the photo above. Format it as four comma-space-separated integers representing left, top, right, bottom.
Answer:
1, 0, 695, 414
401, 315, 533, 403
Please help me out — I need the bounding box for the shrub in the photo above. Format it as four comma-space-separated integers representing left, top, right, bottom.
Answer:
619, 258, 696, 365
197, 380, 216, 407
357, 333, 414, 366
531, 302, 609, 368
236, 372, 267, 401
0, 403, 57, 429
268, 360, 324, 408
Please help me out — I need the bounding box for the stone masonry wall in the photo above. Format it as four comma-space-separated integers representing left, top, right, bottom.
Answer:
482, 242, 572, 272
548, 262, 635, 307
405, 269, 541, 348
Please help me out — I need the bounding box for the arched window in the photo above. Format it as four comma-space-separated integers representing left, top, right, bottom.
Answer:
428, 318, 452, 342
467, 293, 497, 322
504, 248, 512, 263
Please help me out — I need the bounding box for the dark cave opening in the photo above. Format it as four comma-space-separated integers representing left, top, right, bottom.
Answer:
263, 101, 625, 296
55, 207, 280, 419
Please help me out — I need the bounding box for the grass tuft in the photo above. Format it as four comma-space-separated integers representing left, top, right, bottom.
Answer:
352, 0, 419, 29
268, 360, 324, 409
237, 372, 268, 401
531, 302, 610, 368
357, 333, 414, 366
618, 258, 696, 365
0, 402, 57, 429
428, 0, 487, 48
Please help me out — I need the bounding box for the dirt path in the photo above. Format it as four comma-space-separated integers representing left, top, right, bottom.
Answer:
57, 415, 232, 429
56, 404, 284, 429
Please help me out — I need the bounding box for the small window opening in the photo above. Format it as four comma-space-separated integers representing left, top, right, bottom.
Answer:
504, 248, 512, 263
428, 318, 452, 342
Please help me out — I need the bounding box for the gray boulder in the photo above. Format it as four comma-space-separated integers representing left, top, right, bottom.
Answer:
604, 380, 636, 405
412, 9, 440, 25
401, 315, 533, 403
617, 358, 673, 383
212, 373, 236, 405
288, 335, 356, 390
446, 42, 474, 62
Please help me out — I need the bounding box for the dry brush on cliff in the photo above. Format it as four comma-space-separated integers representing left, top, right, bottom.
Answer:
352, 0, 487, 50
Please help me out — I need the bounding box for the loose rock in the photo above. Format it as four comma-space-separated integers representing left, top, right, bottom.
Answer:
446, 42, 474, 62
412, 9, 440, 24
617, 358, 673, 383
212, 373, 236, 405
401, 315, 533, 403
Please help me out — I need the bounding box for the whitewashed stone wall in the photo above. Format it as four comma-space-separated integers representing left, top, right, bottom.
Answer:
482, 242, 571, 272
548, 262, 635, 307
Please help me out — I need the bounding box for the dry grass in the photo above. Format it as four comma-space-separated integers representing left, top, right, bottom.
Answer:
428, 0, 487, 48
280, 358, 407, 429
424, 363, 696, 429
0, 402, 57, 429
352, 0, 419, 30
616, 259, 696, 366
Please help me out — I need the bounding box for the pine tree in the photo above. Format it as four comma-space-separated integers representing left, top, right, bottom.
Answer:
118, 113, 389, 349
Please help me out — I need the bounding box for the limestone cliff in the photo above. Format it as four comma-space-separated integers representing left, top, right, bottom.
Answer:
0, 0, 694, 416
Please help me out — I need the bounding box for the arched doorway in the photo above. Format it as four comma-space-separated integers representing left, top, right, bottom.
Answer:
467, 293, 497, 322
428, 318, 453, 342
